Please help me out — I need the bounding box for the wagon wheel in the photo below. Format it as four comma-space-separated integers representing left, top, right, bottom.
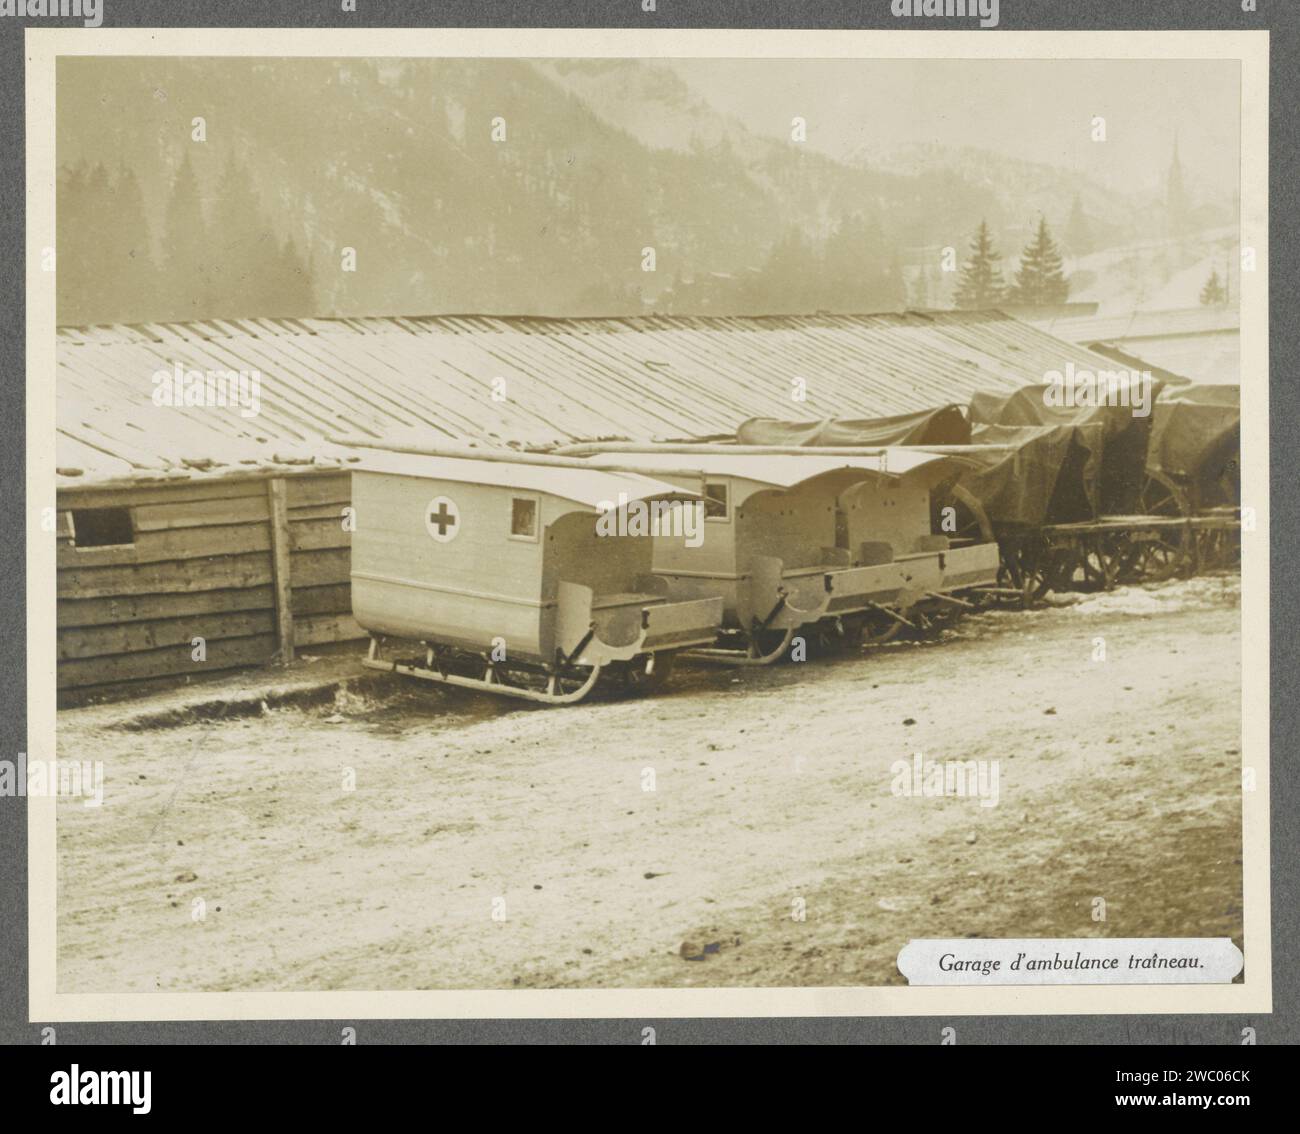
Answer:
1111, 533, 1150, 584
1225, 527, 1242, 569
1139, 470, 1189, 519
1044, 543, 1084, 595
996, 543, 1032, 602
1191, 528, 1216, 573
1221, 527, 1242, 569
1139, 469, 1192, 554
616, 651, 678, 695
1122, 537, 1182, 583
995, 540, 1025, 591
943, 485, 995, 544
1079, 533, 1123, 592
997, 536, 1057, 607
1135, 470, 1193, 579
1195, 526, 1241, 572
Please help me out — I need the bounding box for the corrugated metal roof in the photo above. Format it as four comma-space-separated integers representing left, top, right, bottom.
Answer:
353, 450, 700, 510
579, 448, 952, 487
1090, 335, 1240, 386
1030, 306, 1241, 344
56, 310, 1133, 489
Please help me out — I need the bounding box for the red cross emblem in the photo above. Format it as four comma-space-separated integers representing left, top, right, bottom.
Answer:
424, 495, 460, 543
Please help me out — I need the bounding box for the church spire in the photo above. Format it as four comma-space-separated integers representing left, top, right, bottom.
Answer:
1165, 132, 1190, 238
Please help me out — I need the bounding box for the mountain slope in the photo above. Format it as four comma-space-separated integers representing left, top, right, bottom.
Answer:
55, 57, 1207, 325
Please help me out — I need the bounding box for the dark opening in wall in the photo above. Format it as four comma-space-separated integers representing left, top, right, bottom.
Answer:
71, 507, 135, 548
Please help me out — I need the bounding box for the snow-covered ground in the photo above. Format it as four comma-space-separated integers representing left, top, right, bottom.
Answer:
55, 573, 1242, 992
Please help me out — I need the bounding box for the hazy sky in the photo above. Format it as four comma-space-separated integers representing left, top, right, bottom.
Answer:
667, 59, 1240, 201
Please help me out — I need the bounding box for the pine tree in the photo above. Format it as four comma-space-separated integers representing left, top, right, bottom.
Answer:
1009, 216, 1069, 306
760, 225, 819, 313
107, 166, 158, 323
162, 152, 213, 321
81, 164, 114, 309
822, 211, 900, 312
211, 157, 273, 316
953, 221, 1007, 310
58, 162, 158, 325
1199, 267, 1227, 307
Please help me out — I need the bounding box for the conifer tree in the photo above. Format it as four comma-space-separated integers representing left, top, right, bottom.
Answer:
822, 211, 900, 312
953, 220, 1007, 310
57, 162, 159, 324
162, 152, 213, 321
108, 166, 158, 323
1199, 267, 1227, 307
761, 225, 819, 313
212, 157, 273, 316
1009, 216, 1069, 306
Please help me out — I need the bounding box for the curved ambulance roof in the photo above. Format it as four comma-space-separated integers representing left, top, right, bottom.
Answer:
352, 449, 701, 511
578, 448, 961, 489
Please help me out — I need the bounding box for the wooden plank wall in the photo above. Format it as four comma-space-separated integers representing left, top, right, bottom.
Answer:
57, 472, 361, 692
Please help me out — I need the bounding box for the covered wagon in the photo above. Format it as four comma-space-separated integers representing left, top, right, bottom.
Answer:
1137, 385, 1242, 574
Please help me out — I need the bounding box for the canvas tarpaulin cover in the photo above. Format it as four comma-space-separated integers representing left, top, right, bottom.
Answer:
1146, 396, 1240, 508
957, 422, 1104, 529
736, 405, 971, 448
968, 384, 1160, 516
1162, 384, 1240, 408
732, 402, 1099, 529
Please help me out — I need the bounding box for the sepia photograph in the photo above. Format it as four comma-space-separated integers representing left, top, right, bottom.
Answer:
21, 26, 1267, 1024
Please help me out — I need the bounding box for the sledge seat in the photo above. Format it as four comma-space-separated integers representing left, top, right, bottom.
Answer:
591, 590, 666, 611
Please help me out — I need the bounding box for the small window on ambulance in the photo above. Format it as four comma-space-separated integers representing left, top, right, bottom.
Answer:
510, 496, 539, 540
703, 482, 729, 521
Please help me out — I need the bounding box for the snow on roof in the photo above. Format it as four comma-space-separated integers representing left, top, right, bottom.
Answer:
577, 448, 954, 487
352, 449, 699, 510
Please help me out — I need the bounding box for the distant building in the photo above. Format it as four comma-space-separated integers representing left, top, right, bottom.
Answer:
1026, 306, 1240, 386
1166, 136, 1192, 239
